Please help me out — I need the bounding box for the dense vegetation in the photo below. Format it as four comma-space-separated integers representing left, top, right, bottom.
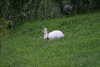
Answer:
0, 0, 100, 22
1, 11, 100, 67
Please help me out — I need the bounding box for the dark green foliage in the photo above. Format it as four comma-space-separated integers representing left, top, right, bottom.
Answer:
0, 18, 9, 38
0, 0, 100, 27
0, 18, 12, 42
70, 0, 100, 13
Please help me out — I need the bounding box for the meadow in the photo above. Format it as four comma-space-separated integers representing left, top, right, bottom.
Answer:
1, 11, 100, 67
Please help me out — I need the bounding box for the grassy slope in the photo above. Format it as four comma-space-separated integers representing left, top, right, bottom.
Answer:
1, 12, 100, 67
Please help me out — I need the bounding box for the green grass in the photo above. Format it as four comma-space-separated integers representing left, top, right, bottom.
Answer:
1, 11, 100, 67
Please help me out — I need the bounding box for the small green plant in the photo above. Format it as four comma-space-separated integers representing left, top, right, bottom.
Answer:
0, 18, 12, 55
0, 18, 12, 38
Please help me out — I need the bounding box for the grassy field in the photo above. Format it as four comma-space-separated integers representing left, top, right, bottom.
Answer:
1, 11, 100, 67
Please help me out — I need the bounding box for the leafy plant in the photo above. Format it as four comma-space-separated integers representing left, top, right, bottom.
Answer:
0, 18, 12, 48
